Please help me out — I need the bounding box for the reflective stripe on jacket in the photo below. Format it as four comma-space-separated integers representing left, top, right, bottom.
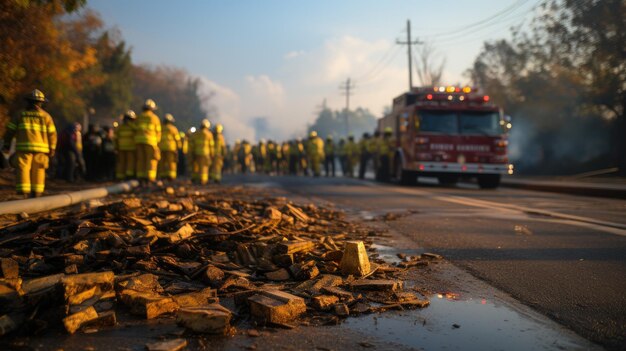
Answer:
134, 111, 161, 146
115, 122, 135, 151
4, 109, 57, 153
159, 123, 181, 151
190, 128, 214, 157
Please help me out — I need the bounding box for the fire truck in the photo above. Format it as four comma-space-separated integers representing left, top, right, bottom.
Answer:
377, 86, 513, 188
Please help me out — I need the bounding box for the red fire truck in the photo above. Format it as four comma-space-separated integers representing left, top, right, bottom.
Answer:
378, 86, 513, 188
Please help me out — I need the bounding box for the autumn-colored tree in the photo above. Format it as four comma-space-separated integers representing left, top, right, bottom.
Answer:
0, 0, 84, 134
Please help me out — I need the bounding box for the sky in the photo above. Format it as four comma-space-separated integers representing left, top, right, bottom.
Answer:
89, 0, 538, 141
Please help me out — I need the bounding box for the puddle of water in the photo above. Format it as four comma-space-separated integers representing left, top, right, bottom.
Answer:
370, 243, 422, 264
342, 296, 597, 351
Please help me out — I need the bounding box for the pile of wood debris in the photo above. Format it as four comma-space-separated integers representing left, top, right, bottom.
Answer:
0, 186, 437, 341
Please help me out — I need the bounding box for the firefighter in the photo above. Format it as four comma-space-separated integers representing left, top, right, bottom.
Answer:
371, 130, 381, 180
337, 138, 346, 176
210, 123, 227, 183
266, 140, 277, 174
232, 139, 241, 173
177, 131, 188, 177
239, 140, 253, 173
280, 141, 290, 174
189, 119, 214, 185
288, 140, 298, 175
324, 135, 335, 177
115, 110, 136, 180
306, 131, 325, 177
158, 113, 181, 181
378, 127, 395, 182
102, 126, 116, 181
2, 89, 57, 198
83, 124, 103, 181
134, 99, 161, 184
296, 138, 307, 175
345, 135, 359, 178
358, 132, 371, 179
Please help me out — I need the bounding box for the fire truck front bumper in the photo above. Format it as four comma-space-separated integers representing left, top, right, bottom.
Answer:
410, 162, 514, 175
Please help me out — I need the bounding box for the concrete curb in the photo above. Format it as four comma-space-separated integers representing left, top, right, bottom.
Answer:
0, 180, 139, 215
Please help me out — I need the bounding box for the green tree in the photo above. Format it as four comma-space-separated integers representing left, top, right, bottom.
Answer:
469, 0, 624, 174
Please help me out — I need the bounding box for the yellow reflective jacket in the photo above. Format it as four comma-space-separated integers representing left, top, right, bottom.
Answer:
379, 137, 395, 158
190, 128, 214, 157
324, 140, 334, 155
214, 133, 227, 158
307, 136, 325, 159
4, 108, 57, 153
134, 110, 161, 146
181, 134, 188, 154
159, 123, 181, 152
115, 122, 135, 151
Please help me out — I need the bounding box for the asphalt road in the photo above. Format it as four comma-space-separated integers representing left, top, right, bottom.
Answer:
225, 174, 626, 351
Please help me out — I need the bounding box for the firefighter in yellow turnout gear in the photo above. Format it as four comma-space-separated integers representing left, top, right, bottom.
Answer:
158, 113, 181, 181
210, 124, 227, 183
377, 127, 395, 182
115, 110, 136, 180
189, 119, 214, 185
134, 99, 161, 183
306, 131, 325, 177
2, 89, 57, 197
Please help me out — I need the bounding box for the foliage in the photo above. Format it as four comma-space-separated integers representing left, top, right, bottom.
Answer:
0, 0, 87, 133
131, 65, 213, 132
308, 107, 378, 140
469, 0, 625, 174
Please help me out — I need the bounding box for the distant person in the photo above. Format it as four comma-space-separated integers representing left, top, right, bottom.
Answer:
134, 99, 161, 185
306, 131, 325, 177
101, 126, 116, 181
324, 135, 335, 177
57, 122, 85, 182
2, 89, 57, 198
210, 124, 227, 183
158, 113, 181, 181
83, 124, 103, 181
115, 110, 136, 180
189, 119, 214, 184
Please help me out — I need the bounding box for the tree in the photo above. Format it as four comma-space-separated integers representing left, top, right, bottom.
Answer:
0, 0, 87, 133
415, 42, 446, 87
131, 65, 214, 132
308, 107, 378, 139
468, 0, 624, 174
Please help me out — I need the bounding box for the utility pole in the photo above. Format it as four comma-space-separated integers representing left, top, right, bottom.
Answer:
339, 78, 356, 136
396, 19, 422, 91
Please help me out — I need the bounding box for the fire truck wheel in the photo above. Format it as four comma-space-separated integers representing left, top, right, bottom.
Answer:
438, 175, 458, 186
477, 174, 501, 189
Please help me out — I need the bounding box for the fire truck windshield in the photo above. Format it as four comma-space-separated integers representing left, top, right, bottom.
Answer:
419, 111, 501, 136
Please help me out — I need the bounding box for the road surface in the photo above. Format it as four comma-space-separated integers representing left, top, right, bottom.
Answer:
225, 174, 626, 350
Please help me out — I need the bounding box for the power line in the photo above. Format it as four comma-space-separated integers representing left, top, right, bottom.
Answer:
396, 19, 423, 90
355, 45, 403, 86
422, 0, 532, 39
339, 78, 356, 135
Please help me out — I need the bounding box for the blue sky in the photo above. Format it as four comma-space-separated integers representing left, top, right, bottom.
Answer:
89, 0, 537, 140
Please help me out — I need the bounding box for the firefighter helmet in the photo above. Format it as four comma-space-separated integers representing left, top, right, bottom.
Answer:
215, 124, 223, 133
124, 110, 136, 120
164, 113, 175, 123
27, 89, 46, 102
309, 131, 317, 138
326, 135, 333, 140
201, 119, 211, 129
384, 127, 393, 134
143, 99, 157, 111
